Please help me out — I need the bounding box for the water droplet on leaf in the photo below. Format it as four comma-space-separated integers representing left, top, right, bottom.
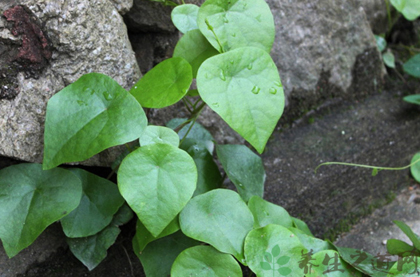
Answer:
84, 88, 94, 94
231, 33, 236, 37
77, 100, 85, 106
238, 183, 243, 187
219, 70, 226, 81
223, 17, 229, 23
252, 86, 260, 94
256, 14, 262, 22
247, 63, 253, 70
229, 60, 234, 65
212, 103, 219, 107
274, 81, 283, 88
103, 91, 113, 100
269, 87, 277, 94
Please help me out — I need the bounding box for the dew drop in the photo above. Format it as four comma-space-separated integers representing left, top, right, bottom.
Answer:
84, 87, 94, 94
247, 63, 253, 70
103, 91, 113, 100
223, 16, 229, 23
229, 60, 234, 65
205, 73, 210, 78
274, 81, 283, 88
219, 70, 226, 81
212, 103, 219, 107
77, 100, 85, 106
269, 87, 277, 94
231, 33, 236, 37
238, 183, 243, 187
252, 86, 260, 94
256, 14, 262, 22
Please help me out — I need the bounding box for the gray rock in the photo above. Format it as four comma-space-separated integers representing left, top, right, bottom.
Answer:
355, 0, 389, 35
0, 0, 141, 166
109, 0, 133, 15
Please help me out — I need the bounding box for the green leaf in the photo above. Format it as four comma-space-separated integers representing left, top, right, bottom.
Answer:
171, 245, 242, 276
0, 163, 82, 257
135, 231, 200, 277
383, 50, 396, 68
387, 256, 419, 276
216, 145, 265, 202
403, 94, 420, 105
173, 29, 219, 78
43, 73, 147, 170
197, 0, 275, 53
393, 220, 420, 250
139, 125, 180, 147
67, 205, 133, 271
375, 35, 387, 52
403, 54, 420, 78
244, 224, 305, 277
336, 246, 393, 277
305, 250, 361, 277
61, 168, 124, 238
179, 189, 254, 264
197, 47, 284, 153
248, 196, 293, 229
410, 152, 420, 182
171, 4, 200, 34
277, 256, 290, 266
133, 217, 180, 252
387, 239, 416, 256
391, 0, 420, 20
118, 143, 197, 237
180, 139, 222, 196
292, 217, 314, 237
130, 57, 192, 108
288, 227, 333, 253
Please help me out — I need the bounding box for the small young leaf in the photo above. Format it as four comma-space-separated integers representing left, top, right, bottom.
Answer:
372, 168, 379, 176
139, 125, 180, 147
393, 220, 420, 250
171, 4, 200, 33
216, 144, 265, 202
386, 256, 419, 276
171, 245, 242, 276
387, 239, 416, 256
134, 231, 200, 277
383, 50, 396, 68
277, 256, 290, 266
403, 54, 420, 78
133, 217, 180, 252
272, 244, 281, 257
0, 163, 82, 257
179, 189, 254, 264
173, 29, 219, 78
61, 168, 125, 238
197, 0, 275, 53
244, 224, 306, 276
374, 35, 387, 52
390, 0, 420, 20
248, 196, 293, 229
403, 94, 420, 105
43, 73, 147, 170
197, 47, 285, 153
118, 143, 197, 237
130, 57, 192, 108
410, 152, 420, 182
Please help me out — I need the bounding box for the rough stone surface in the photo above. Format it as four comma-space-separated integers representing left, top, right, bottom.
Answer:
109, 0, 133, 15
0, 0, 141, 166
356, 0, 389, 35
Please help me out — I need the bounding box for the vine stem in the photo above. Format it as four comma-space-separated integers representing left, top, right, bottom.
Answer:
179, 101, 207, 145
315, 157, 420, 174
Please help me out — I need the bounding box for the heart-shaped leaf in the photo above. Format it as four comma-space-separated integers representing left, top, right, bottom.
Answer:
139, 125, 180, 147
387, 256, 419, 276
375, 35, 387, 52
197, 47, 284, 153
173, 29, 219, 78
244, 224, 306, 277
403, 54, 420, 78
197, 0, 275, 53
0, 163, 82, 257
130, 57, 192, 108
391, 0, 420, 20
61, 168, 125, 238
171, 4, 200, 33
179, 189, 254, 264
403, 95, 420, 105
171, 245, 242, 276
410, 152, 420, 182
248, 196, 293, 229
118, 143, 197, 236
216, 144, 265, 202
387, 239, 416, 256
383, 50, 396, 68
43, 73, 147, 170
393, 220, 420, 250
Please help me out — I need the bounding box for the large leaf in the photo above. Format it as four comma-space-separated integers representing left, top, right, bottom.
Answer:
217, 144, 265, 202
171, 4, 200, 33
403, 54, 420, 78
305, 250, 362, 277
180, 138, 222, 196
197, 0, 275, 53
179, 189, 254, 264
67, 204, 133, 271
391, 0, 420, 20
61, 168, 125, 238
43, 73, 147, 170
118, 143, 197, 237
171, 245, 242, 276
130, 57, 192, 108
0, 163, 82, 257
133, 216, 180, 252
173, 29, 219, 78
403, 94, 420, 105
248, 196, 293, 229
410, 152, 420, 182
197, 47, 284, 153
244, 224, 306, 277
387, 256, 419, 276
139, 125, 179, 147
134, 231, 200, 277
